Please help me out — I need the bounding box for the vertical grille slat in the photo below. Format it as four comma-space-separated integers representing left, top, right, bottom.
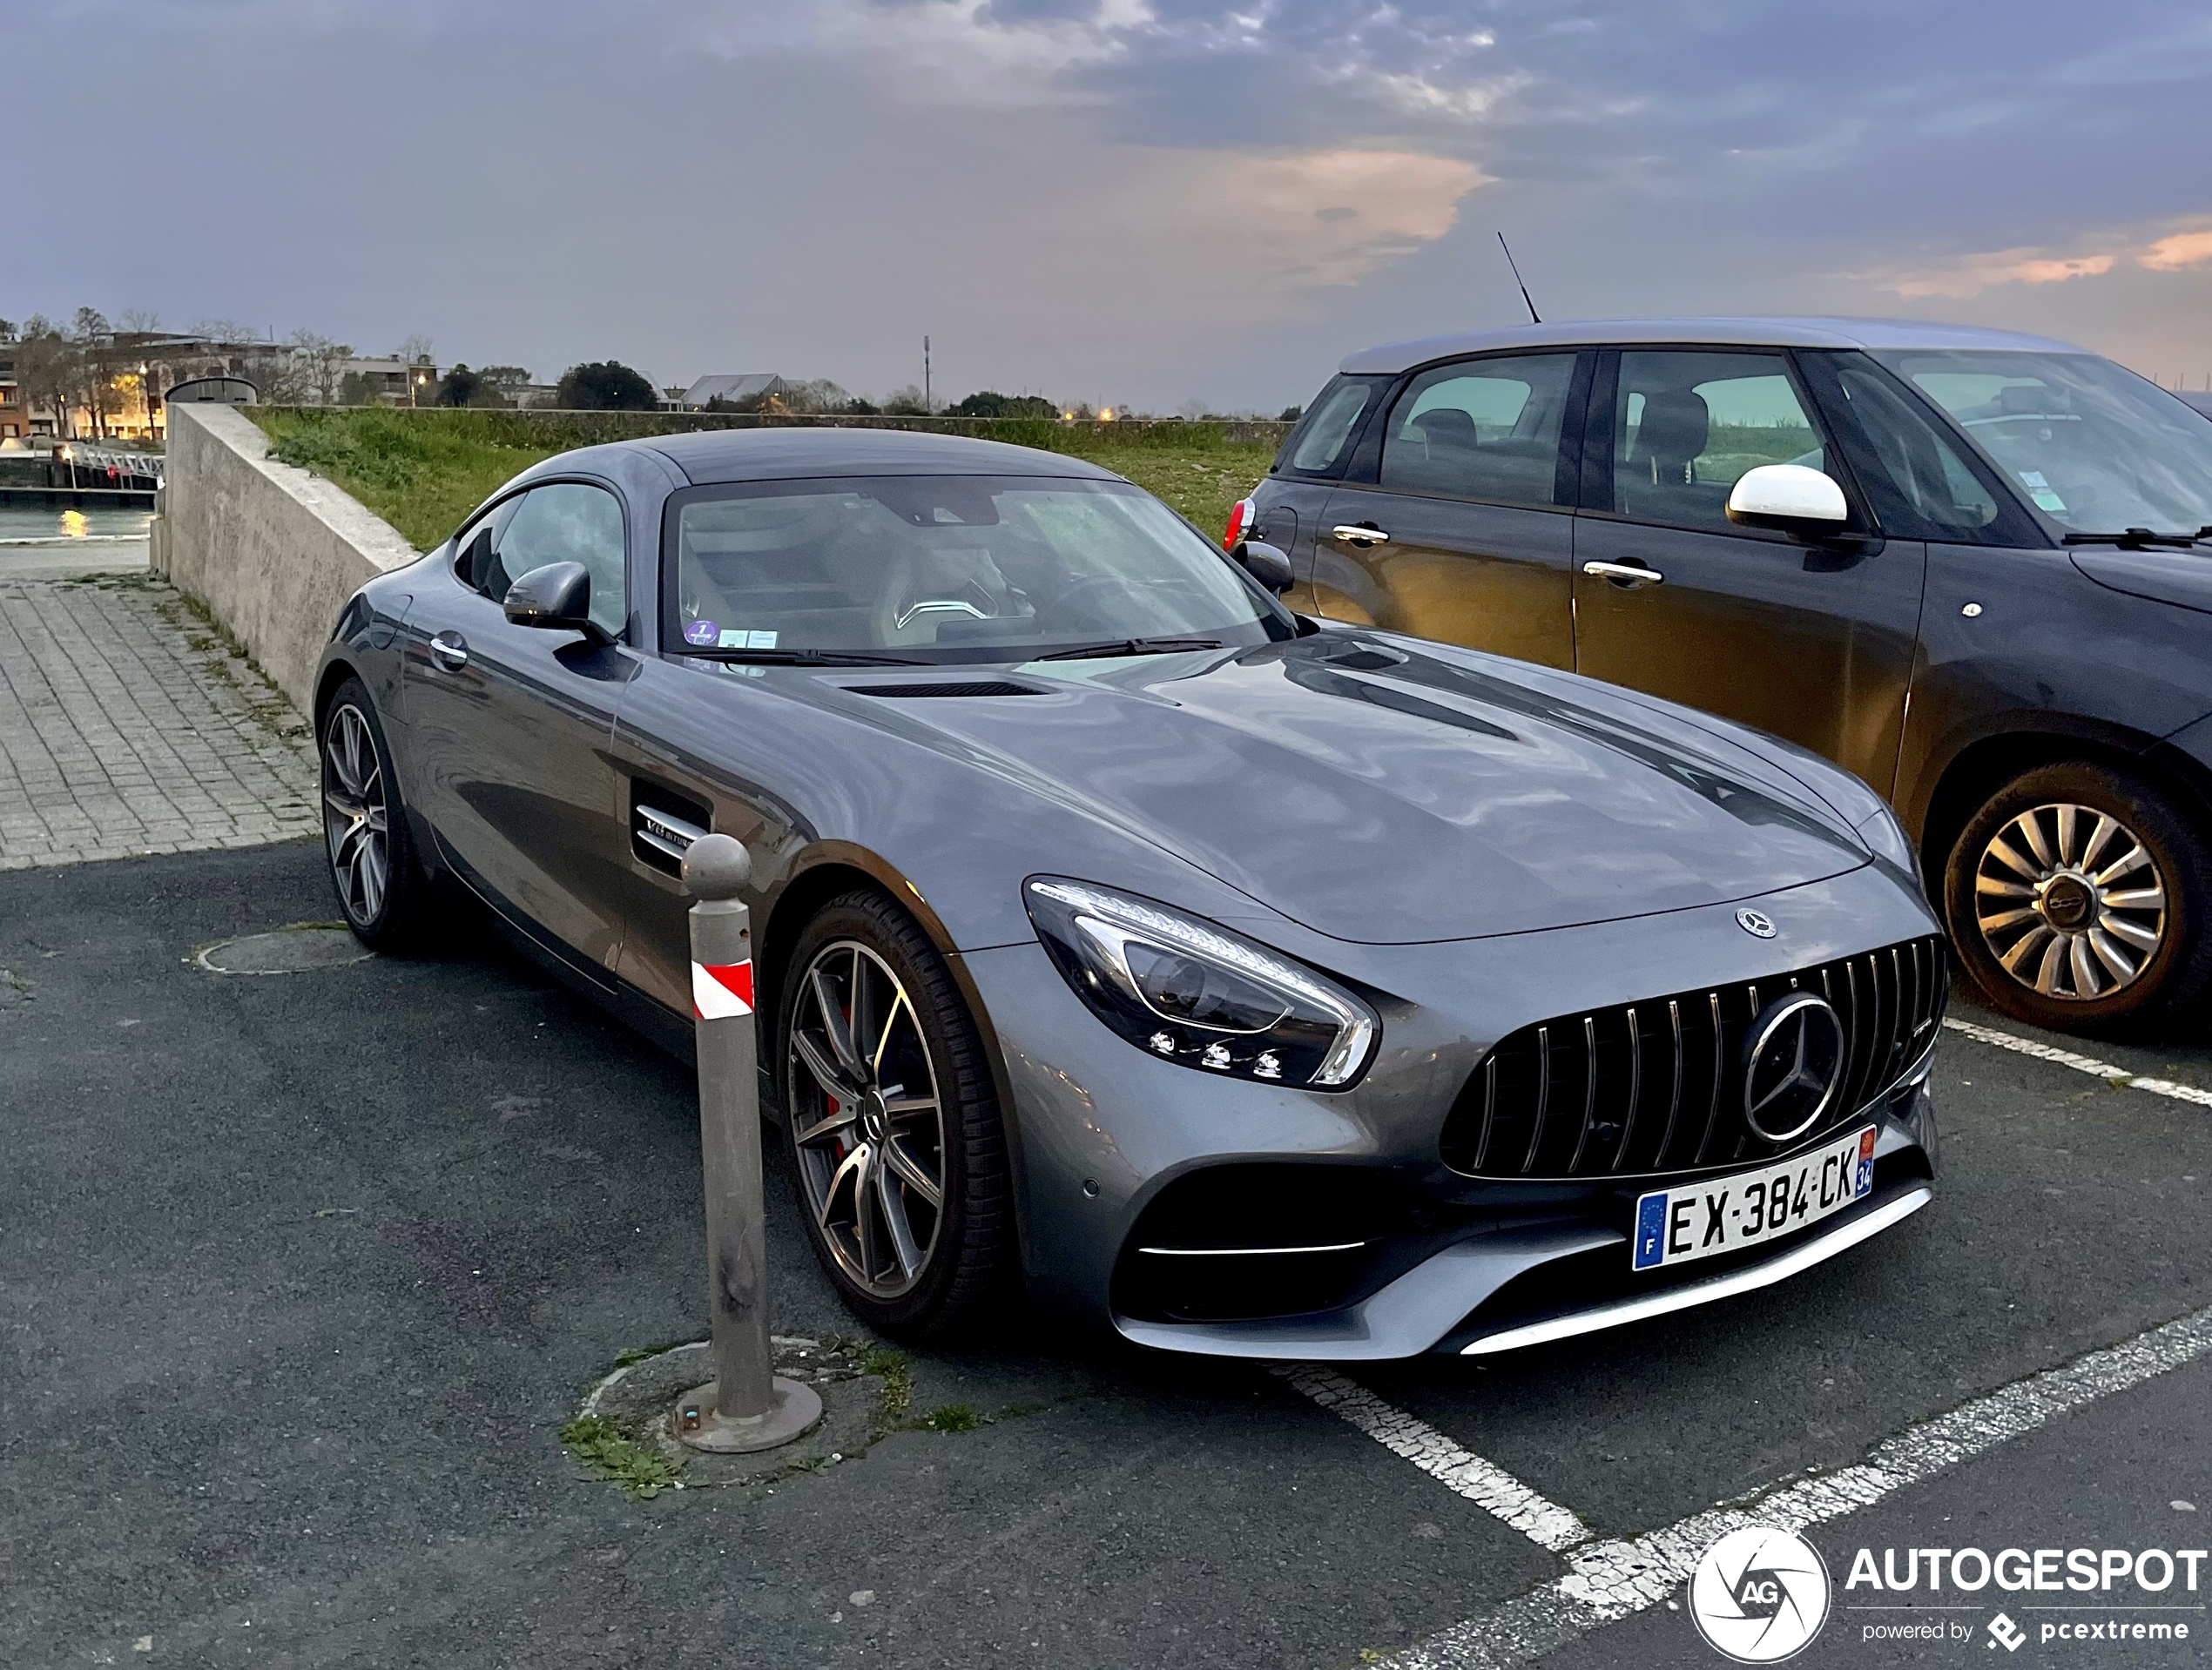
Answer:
1440, 933, 1945, 1180
1521, 1025, 1552, 1175
1567, 1016, 1602, 1174
1610, 1006, 1643, 1171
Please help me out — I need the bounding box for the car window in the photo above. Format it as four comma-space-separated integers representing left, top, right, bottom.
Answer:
452, 495, 524, 597
1813, 357, 2004, 541
1379, 353, 1575, 506
1611, 352, 1827, 532
1874, 349, 2212, 536
497, 482, 628, 640
667, 475, 1285, 661
1285, 375, 1384, 474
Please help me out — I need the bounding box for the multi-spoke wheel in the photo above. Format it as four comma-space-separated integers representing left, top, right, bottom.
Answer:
1946, 762, 2212, 1034
1971, 803, 2164, 1001
318, 677, 428, 950
324, 704, 391, 926
777, 890, 1011, 1336
789, 940, 948, 1299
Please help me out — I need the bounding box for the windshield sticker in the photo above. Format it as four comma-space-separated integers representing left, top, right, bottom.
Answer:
2030, 488, 2068, 513
684, 619, 720, 646
2018, 471, 2049, 488
717, 629, 779, 650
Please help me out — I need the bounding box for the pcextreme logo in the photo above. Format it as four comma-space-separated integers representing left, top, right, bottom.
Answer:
1690, 1525, 1833, 1662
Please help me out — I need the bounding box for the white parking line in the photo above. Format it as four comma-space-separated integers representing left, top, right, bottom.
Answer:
1276, 1365, 1589, 1552
1375, 1300, 2212, 1667
1943, 1015, 2212, 1108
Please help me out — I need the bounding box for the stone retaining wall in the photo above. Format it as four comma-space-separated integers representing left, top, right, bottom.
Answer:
152, 403, 418, 715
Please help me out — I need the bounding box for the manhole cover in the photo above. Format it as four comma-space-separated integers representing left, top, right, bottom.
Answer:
196, 927, 373, 975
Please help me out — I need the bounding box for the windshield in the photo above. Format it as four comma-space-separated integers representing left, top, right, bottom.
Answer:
664, 475, 1290, 661
1876, 350, 2212, 535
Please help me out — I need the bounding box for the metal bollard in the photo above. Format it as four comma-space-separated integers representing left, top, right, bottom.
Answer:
671, 833, 823, 1453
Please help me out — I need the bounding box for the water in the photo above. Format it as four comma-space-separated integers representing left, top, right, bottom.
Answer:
0, 505, 155, 544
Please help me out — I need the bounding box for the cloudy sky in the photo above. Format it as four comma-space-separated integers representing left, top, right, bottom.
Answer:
17, 0, 2212, 410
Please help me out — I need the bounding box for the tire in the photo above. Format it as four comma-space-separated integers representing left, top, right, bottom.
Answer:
319, 676, 433, 952
1943, 760, 2212, 1034
775, 888, 1013, 1338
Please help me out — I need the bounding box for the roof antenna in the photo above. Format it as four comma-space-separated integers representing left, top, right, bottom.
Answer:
1498, 232, 1541, 326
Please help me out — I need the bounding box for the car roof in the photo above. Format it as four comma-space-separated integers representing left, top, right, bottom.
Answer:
638, 425, 1125, 487
1339, 316, 2092, 375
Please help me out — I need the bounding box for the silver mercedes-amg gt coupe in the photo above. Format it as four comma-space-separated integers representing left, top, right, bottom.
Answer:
314, 427, 1944, 1358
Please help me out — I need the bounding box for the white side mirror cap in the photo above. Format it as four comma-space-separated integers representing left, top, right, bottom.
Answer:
1726, 463, 1849, 529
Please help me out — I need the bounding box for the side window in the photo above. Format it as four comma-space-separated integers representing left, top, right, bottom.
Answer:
1379, 353, 1577, 506
1285, 375, 1384, 474
1817, 359, 2003, 541
452, 495, 523, 597
1611, 351, 1826, 532
496, 483, 629, 640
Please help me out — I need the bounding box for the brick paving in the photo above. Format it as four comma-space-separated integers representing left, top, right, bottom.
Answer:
0, 576, 320, 872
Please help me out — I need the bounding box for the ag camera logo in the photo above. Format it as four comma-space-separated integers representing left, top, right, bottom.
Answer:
1690, 1525, 1831, 1662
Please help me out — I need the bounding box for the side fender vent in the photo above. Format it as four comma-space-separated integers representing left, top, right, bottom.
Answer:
631, 778, 712, 877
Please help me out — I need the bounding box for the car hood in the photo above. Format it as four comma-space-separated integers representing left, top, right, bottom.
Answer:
810, 633, 1871, 946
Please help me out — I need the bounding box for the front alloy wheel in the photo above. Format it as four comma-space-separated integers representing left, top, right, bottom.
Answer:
778, 890, 1011, 1337
1946, 762, 2212, 1034
788, 939, 948, 1300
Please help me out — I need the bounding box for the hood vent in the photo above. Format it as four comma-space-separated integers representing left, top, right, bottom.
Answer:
852, 681, 1046, 698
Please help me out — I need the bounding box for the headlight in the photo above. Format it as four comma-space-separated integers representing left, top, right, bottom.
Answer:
1023, 878, 1379, 1089
1854, 805, 1917, 873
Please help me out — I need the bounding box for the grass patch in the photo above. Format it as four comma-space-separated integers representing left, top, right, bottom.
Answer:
559, 1415, 685, 1498
248, 407, 1280, 553
916, 1403, 984, 1433
848, 1341, 914, 1424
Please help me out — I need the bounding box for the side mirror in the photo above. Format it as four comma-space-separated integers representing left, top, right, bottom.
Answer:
503, 561, 604, 639
1726, 464, 1850, 534
1232, 539, 1295, 596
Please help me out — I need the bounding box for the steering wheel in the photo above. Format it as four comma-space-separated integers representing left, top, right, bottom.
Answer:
1041, 574, 1145, 630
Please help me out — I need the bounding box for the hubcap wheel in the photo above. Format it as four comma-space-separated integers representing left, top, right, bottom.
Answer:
1973, 801, 2168, 1001
788, 940, 948, 1300
322, 704, 391, 926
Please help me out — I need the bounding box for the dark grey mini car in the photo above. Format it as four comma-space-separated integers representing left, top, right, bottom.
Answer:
1241, 320, 2212, 1035
315, 428, 1941, 1357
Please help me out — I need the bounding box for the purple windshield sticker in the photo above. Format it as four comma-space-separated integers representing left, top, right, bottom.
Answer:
684, 619, 720, 646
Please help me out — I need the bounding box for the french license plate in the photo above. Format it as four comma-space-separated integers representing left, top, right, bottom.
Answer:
1631, 1127, 1878, 1271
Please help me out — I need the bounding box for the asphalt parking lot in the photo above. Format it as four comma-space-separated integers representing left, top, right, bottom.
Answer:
3, 840, 2208, 1668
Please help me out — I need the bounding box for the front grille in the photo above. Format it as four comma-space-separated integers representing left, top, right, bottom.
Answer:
1440, 935, 1946, 1181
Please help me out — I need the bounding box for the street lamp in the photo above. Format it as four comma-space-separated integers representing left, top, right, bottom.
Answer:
138, 362, 153, 441
414, 371, 428, 407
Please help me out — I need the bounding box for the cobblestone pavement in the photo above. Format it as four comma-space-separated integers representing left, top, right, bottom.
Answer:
0, 575, 319, 872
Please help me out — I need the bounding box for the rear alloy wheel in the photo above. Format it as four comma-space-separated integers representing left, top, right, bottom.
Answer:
1946, 762, 2212, 1034
320, 677, 429, 950
778, 891, 1011, 1337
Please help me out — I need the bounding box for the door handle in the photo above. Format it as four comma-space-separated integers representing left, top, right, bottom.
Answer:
428, 630, 470, 670
1332, 524, 1391, 545
1582, 560, 1665, 589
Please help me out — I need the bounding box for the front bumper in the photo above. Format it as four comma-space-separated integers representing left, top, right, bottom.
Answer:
960, 864, 1942, 1361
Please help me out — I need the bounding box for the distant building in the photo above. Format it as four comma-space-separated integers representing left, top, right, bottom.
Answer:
339, 356, 443, 407
680, 373, 790, 411
0, 354, 24, 441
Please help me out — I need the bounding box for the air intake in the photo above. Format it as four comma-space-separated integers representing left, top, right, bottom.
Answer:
851, 681, 1046, 698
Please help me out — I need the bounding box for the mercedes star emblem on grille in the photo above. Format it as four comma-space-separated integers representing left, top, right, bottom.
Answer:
1742, 993, 1847, 1143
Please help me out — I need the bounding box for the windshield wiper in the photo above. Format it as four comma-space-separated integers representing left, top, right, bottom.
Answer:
2062, 527, 2212, 550
688, 648, 927, 666
1033, 636, 1225, 662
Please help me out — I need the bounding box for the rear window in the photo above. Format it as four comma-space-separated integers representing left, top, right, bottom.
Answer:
1280, 375, 1386, 475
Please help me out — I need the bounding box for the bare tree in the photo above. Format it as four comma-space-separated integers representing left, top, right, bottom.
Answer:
15, 319, 78, 438
289, 331, 354, 405
118, 308, 163, 336
398, 333, 435, 367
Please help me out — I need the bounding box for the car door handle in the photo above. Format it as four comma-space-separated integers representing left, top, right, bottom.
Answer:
428, 630, 469, 670
1332, 524, 1391, 545
1582, 561, 1665, 589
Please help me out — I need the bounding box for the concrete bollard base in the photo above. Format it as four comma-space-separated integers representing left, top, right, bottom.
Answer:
672, 1374, 824, 1454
